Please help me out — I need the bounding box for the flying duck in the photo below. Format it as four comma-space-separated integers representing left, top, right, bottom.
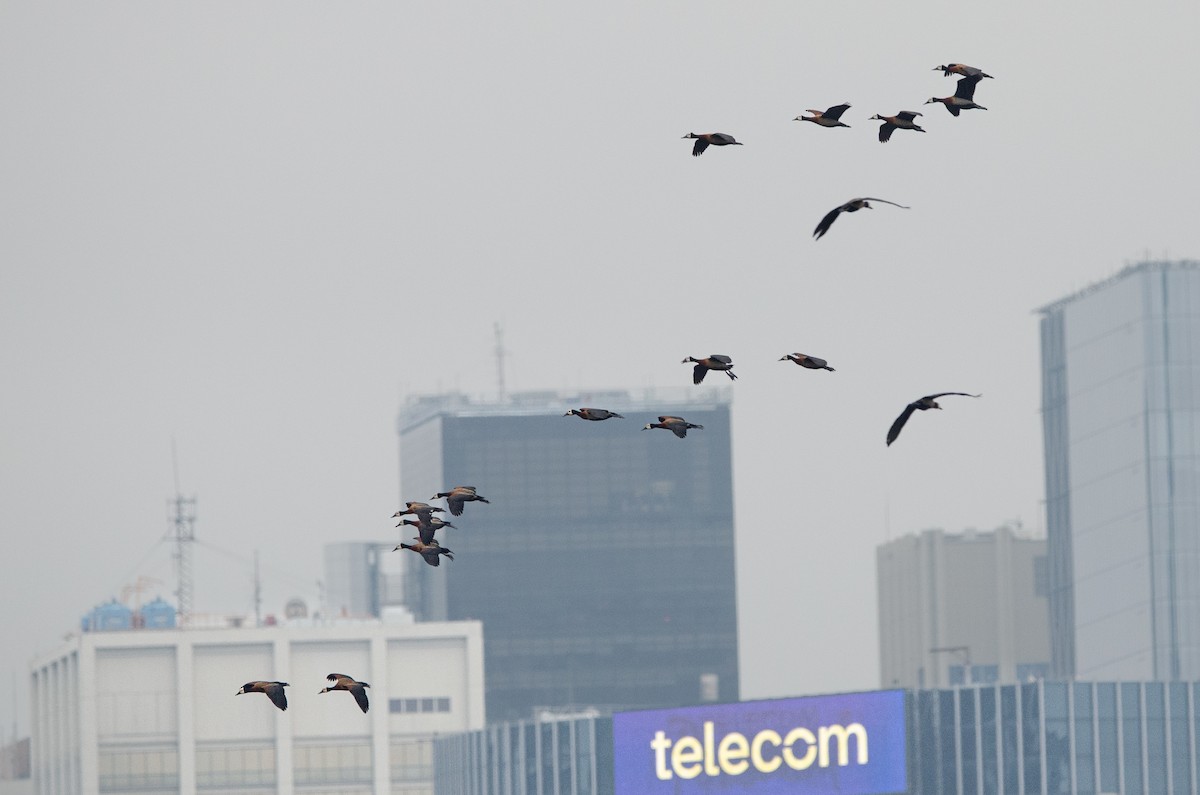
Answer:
398, 516, 456, 544
642, 416, 704, 438
564, 408, 625, 421
870, 111, 924, 143
682, 355, 737, 384
392, 502, 445, 524
682, 132, 742, 157
236, 681, 289, 711
396, 539, 455, 566
319, 673, 370, 713
795, 104, 852, 128
779, 353, 835, 371
933, 63, 993, 79
432, 486, 490, 516
927, 75, 988, 115
813, 197, 909, 240
887, 392, 981, 446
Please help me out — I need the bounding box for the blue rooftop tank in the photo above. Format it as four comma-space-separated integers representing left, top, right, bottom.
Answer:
139, 597, 176, 629
93, 599, 133, 631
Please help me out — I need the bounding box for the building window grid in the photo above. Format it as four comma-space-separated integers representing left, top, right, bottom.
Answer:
1039, 680, 1049, 795
954, 688, 964, 795
1014, 681, 1024, 795
1191, 683, 1198, 795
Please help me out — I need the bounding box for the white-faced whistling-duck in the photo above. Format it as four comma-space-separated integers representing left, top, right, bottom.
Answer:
682, 133, 742, 157
869, 112, 924, 143
396, 539, 455, 567
432, 486, 491, 516
795, 104, 852, 128
926, 75, 988, 116
236, 681, 289, 711
682, 355, 737, 384
933, 63, 993, 79
779, 353, 835, 371
392, 501, 445, 524
319, 673, 370, 713
642, 416, 705, 438
399, 516, 455, 544
813, 197, 910, 240
564, 408, 625, 421
887, 392, 981, 446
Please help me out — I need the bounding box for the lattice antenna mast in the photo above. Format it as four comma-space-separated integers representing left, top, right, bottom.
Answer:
168, 441, 197, 627
494, 322, 507, 401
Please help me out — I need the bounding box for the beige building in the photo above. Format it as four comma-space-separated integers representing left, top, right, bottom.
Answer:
876, 525, 1050, 689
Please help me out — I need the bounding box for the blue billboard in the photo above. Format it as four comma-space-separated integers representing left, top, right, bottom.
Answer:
613, 690, 907, 794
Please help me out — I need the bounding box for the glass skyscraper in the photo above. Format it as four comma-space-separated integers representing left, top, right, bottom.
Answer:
395, 388, 738, 722
1040, 260, 1200, 680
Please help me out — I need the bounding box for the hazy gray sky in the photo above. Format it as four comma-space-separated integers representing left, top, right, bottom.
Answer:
3, 2, 1199, 733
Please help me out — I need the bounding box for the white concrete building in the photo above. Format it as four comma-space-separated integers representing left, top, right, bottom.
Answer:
30, 619, 484, 795
876, 525, 1051, 689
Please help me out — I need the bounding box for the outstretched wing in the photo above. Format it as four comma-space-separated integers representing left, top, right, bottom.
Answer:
692, 138, 709, 156
954, 74, 982, 101
878, 122, 896, 143
265, 683, 288, 711
824, 103, 851, 120
896, 111, 922, 122
887, 404, 919, 446
924, 392, 981, 401
423, 551, 442, 566
670, 422, 689, 438
813, 206, 843, 239
693, 363, 708, 384
351, 686, 369, 713
859, 198, 911, 210
710, 354, 733, 364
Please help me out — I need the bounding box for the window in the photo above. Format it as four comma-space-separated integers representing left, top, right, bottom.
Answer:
390, 737, 432, 783
196, 743, 275, 788
97, 747, 179, 792
293, 741, 371, 786
389, 696, 452, 714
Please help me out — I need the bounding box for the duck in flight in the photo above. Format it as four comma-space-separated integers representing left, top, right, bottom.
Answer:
869, 111, 924, 143
398, 516, 456, 544
682, 355, 737, 384
682, 132, 742, 156
236, 681, 289, 711
779, 353, 835, 371
887, 392, 981, 446
319, 673, 370, 713
933, 63, 993, 79
813, 197, 909, 240
396, 539, 455, 566
927, 75, 988, 116
392, 502, 445, 524
432, 486, 490, 516
643, 416, 704, 438
564, 408, 624, 421
795, 104, 852, 128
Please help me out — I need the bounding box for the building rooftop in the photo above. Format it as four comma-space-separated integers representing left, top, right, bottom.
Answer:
396, 387, 732, 433
1035, 259, 1200, 315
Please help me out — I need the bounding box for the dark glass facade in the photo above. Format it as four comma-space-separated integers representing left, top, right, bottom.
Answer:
397, 391, 738, 722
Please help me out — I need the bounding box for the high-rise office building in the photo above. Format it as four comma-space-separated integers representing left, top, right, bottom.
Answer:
876, 526, 1051, 689
1040, 260, 1200, 680
395, 389, 738, 722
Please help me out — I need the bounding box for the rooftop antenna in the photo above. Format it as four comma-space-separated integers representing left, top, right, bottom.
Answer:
167, 439, 196, 628
494, 321, 507, 402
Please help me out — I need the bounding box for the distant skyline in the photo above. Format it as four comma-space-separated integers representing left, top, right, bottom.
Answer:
3, 1, 1199, 738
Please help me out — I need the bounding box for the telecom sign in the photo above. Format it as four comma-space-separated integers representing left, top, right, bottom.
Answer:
613, 690, 906, 794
